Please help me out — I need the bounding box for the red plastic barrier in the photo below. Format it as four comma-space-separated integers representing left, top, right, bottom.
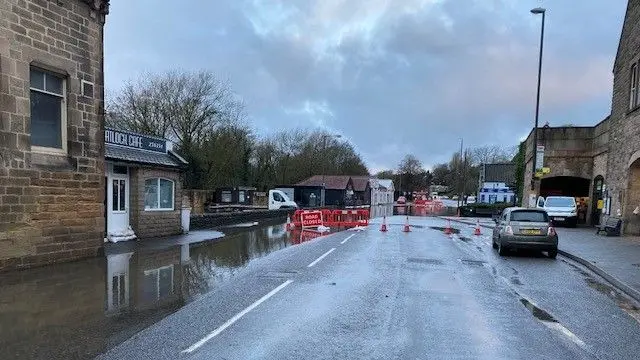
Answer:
321, 209, 334, 226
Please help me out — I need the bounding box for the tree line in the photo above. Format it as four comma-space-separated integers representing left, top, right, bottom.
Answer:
375, 145, 517, 197
106, 70, 369, 190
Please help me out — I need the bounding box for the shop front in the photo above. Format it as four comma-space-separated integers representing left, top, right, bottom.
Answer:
104, 128, 188, 242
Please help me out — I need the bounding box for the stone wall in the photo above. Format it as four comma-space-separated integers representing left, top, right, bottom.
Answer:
0, 0, 109, 271
606, 0, 640, 234
129, 167, 183, 239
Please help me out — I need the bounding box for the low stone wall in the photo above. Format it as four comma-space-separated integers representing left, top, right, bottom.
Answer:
190, 209, 295, 230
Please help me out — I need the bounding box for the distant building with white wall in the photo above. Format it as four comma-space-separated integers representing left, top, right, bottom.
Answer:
478, 163, 516, 204
370, 179, 394, 205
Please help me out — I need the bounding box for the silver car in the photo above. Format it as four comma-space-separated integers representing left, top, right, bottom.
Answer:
492, 207, 558, 258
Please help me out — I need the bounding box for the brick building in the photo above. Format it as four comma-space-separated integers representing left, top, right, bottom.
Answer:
0, 0, 110, 270
521, 0, 640, 234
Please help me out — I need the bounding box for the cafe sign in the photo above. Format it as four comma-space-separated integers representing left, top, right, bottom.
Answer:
105, 128, 167, 153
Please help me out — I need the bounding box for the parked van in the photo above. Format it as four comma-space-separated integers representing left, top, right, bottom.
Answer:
268, 189, 298, 210
537, 196, 578, 227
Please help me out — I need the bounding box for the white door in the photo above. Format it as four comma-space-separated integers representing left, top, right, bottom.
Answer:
107, 165, 130, 235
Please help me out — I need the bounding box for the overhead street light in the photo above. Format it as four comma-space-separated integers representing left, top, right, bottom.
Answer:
531, 7, 546, 192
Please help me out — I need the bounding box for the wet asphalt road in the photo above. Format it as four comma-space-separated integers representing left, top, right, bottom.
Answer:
97, 216, 640, 360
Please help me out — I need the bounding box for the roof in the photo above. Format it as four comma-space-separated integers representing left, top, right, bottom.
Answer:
296, 175, 352, 190
351, 176, 371, 192
370, 178, 393, 190
482, 163, 516, 184
105, 144, 187, 168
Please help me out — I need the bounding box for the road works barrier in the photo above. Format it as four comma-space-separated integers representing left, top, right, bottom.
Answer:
290, 209, 369, 229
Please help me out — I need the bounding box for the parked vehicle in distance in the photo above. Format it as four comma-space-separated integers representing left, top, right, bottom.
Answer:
268, 189, 298, 210
492, 207, 558, 258
537, 196, 578, 227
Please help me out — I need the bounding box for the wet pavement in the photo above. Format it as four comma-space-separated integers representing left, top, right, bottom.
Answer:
444, 216, 640, 299
0, 218, 316, 360
93, 215, 640, 360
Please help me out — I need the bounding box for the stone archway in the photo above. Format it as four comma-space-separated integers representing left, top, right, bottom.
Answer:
625, 155, 640, 235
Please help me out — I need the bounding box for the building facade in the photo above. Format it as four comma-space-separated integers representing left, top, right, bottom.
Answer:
370, 178, 394, 205
104, 128, 187, 242
478, 163, 516, 204
0, 0, 110, 271
520, 0, 640, 233
606, 0, 640, 235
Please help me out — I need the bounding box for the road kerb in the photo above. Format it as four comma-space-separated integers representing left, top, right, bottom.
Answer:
438, 216, 640, 304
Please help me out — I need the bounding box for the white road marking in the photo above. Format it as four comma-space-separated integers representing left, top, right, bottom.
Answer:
542, 322, 588, 350
182, 280, 293, 354
341, 234, 356, 244
307, 248, 336, 267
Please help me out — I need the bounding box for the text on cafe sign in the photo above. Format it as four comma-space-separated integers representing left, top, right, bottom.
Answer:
105, 128, 166, 153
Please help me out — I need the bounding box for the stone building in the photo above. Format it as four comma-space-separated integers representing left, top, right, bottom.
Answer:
606, 0, 640, 235
521, 0, 640, 234
0, 0, 110, 271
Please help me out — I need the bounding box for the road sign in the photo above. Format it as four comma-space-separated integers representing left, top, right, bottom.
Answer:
535, 145, 545, 170
301, 210, 323, 228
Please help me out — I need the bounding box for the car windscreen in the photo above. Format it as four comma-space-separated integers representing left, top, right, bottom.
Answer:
510, 210, 548, 222
544, 197, 575, 207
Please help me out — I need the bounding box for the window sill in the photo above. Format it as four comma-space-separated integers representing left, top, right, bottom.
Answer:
31, 146, 67, 156
144, 208, 175, 212
627, 105, 640, 116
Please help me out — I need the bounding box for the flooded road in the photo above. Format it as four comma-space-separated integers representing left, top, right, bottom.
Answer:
0, 204, 455, 360
0, 218, 321, 360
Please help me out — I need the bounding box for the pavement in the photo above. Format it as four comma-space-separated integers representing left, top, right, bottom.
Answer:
443, 216, 640, 303
96, 216, 640, 360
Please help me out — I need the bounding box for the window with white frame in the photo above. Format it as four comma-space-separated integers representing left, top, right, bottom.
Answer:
30, 67, 66, 152
144, 178, 174, 210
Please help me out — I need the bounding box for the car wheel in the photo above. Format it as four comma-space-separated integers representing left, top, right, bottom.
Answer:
548, 249, 558, 259
497, 242, 507, 256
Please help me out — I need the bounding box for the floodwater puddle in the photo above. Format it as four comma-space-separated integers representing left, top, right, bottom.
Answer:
429, 226, 460, 234
0, 218, 312, 360
520, 297, 558, 323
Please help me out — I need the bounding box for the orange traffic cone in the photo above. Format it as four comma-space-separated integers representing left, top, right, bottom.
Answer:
444, 219, 452, 235
473, 219, 482, 236
380, 216, 388, 232
403, 216, 411, 233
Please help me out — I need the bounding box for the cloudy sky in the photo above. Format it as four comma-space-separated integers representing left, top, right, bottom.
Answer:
104, 0, 626, 173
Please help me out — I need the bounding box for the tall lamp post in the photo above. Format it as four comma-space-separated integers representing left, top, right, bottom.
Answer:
531, 7, 546, 191
321, 133, 342, 206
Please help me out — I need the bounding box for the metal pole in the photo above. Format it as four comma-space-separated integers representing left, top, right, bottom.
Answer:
532, 10, 545, 191
458, 138, 463, 207
321, 136, 326, 207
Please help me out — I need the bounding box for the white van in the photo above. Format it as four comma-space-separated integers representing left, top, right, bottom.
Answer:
268, 189, 298, 210
537, 196, 577, 227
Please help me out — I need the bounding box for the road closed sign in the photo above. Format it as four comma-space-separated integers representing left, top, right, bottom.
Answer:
301, 210, 323, 228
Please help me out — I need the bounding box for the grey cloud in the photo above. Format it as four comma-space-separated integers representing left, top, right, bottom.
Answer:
104, 0, 627, 171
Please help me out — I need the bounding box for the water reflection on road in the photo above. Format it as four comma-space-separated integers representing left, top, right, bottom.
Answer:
0, 218, 306, 360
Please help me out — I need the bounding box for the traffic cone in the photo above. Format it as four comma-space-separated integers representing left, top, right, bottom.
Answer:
403, 216, 411, 233
380, 216, 388, 232
473, 219, 482, 236
285, 215, 292, 231
444, 219, 452, 235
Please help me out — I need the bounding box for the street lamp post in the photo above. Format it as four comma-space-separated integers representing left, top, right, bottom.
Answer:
531, 7, 546, 191
321, 133, 342, 206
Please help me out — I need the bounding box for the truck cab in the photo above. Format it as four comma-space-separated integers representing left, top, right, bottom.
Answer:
268, 189, 298, 210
